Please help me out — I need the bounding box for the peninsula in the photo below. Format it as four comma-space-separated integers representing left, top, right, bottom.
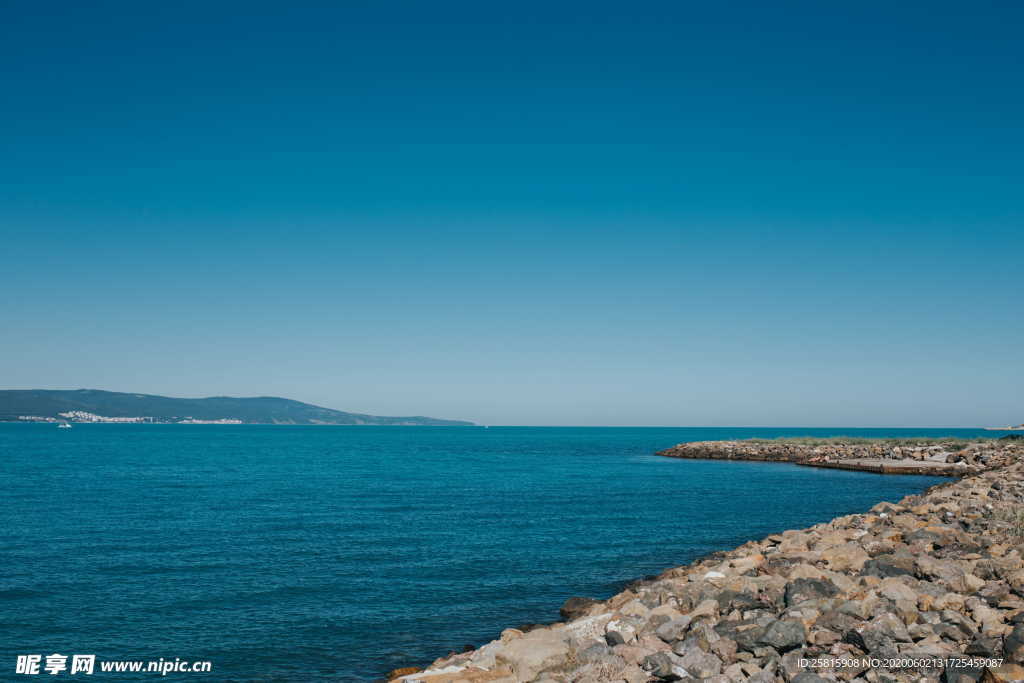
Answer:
655, 437, 1012, 477
393, 437, 1024, 682
0, 389, 473, 426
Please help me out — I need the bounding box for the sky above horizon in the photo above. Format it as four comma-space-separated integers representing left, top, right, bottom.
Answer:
2, 1, 1022, 426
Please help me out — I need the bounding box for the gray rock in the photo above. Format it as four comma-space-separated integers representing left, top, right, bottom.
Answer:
644, 612, 673, 634
905, 528, 949, 545
779, 648, 806, 681
642, 651, 685, 679
716, 590, 760, 611
936, 623, 971, 642
860, 630, 894, 654
605, 618, 639, 647
941, 665, 986, 682
816, 609, 862, 634
942, 609, 978, 639
605, 630, 627, 646
861, 558, 914, 578
676, 643, 722, 678
965, 636, 1002, 657
710, 634, 737, 663
679, 621, 719, 652
1004, 623, 1024, 663
843, 629, 868, 652
656, 616, 692, 643
791, 674, 830, 683
715, 619, 767, 652
573, 643, 629, 680
784, 578, 839, 606
865, 613, 912, 643
575, 642, 618, 663
915, 555, 970, 588
908, 622, 936, 640
977, 581, 1011, 606
758, 619, 806, 653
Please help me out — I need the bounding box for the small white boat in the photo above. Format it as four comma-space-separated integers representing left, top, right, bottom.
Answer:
58, 422, 72, 429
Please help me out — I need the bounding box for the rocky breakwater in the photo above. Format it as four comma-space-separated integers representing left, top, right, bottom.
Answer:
393, 444, 1024, 682
654, 439, 1022, 476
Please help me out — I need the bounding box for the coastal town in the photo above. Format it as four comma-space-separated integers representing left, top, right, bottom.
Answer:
16, 412, 242, 425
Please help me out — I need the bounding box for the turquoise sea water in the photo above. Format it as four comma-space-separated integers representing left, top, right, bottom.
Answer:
1, 425, 985, 681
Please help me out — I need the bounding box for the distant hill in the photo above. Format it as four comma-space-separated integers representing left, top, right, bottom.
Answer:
0, 389, 473, 426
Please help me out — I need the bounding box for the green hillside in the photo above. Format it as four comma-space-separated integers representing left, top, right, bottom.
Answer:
0, 389, 473, 426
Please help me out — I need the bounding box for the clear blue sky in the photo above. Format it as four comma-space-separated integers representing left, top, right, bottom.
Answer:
2, 1, 1021, 426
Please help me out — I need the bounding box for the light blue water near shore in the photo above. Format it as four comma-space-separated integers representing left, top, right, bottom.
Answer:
0, 426, 991, 680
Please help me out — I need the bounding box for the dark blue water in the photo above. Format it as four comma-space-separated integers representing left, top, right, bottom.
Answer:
1, 426, 986, 680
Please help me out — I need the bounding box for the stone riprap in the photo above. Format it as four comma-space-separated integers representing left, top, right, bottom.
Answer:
655, 440, 1022, 476
392, 440, 1024, 682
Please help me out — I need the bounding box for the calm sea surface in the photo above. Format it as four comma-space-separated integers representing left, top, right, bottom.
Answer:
0, 425, 988, 680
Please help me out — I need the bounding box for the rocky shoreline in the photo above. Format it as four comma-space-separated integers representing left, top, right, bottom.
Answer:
392, 438, 1024, 683
655, 439, 1020, 477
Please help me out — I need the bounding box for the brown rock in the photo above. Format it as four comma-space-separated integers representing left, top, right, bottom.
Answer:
821, 543, 871, 573
985, 662, 1024, 682
560, 596, 599, 621
386, 667, 422, 680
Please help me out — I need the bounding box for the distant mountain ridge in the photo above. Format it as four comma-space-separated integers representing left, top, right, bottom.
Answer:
0, 389, 473, 426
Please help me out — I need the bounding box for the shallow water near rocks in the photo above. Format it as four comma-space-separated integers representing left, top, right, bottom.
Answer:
1, 425, 977, 680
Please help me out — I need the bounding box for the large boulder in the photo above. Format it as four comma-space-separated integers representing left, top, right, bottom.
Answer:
858, 613, 913, 654
571, 643, 629, 681
966, 636, 1003, 658
784, 578, 839, 606
1004, 623, 1024, 663
916, 555, 984, 592
675, 642, 723, 678
715, 620, 767, 653
493, 628, 571, 680
816, 609, 862, 635
642, 651, 687, 680
655, 616, 692, 643
820, 543, 870, 573
758, 619, 806, 653
559, 596, 598, 621
877, 577, 920, 604
861, 555, 915, 578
